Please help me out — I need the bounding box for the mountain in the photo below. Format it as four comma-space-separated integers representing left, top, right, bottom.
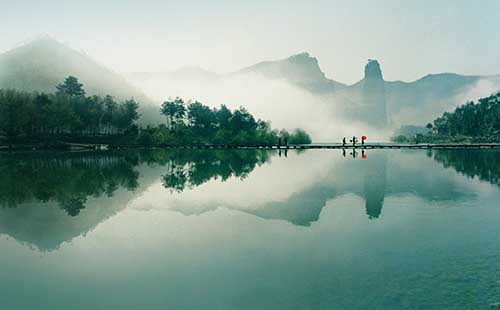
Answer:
234, 52, 346, 94
333, 62, 500, 127
229, 52, 500, 127
4, 37, 498, 129
127, 52, 500, 128
0, 37, 163, 124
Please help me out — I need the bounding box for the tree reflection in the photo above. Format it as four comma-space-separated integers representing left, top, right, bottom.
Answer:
155, 149, 271, 192
0, 149, 271, 216
431, 149, 500, 186
0, 152, 141, 216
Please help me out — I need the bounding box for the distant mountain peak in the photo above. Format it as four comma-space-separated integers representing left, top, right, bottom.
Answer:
364, 59, 383, 80
0, 36, 164, 125
287, 52, 313, 61
235, 52, 345, 93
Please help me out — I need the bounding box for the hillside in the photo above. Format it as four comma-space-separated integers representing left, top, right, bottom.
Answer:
429, 92, 500, 142
0, 37, 163, 124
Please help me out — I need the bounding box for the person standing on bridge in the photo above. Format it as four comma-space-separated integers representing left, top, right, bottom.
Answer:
361, 135, 367, 146
342, 137, 346, 147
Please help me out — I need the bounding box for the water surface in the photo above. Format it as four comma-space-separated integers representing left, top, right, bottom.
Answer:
0, 149, 499, 309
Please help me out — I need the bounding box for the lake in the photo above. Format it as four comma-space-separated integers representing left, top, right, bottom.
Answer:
0, 149, 499, 310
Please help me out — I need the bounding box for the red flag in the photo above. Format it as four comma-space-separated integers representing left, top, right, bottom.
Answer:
361, 135, 367, 141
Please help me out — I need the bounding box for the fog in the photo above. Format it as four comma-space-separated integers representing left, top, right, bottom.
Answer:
453, 78, 500, 105
127, 72, 392, 142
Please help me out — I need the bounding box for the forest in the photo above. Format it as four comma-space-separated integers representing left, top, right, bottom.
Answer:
393, 92, 500, 143
0, 76, 311, 148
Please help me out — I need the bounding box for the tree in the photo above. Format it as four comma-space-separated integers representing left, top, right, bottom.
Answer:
161, 97, 186, 130
56, 76, 85, 97
187, 101, 216, 135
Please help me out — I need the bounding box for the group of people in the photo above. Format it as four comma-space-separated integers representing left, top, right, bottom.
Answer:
342, 136, 367, 147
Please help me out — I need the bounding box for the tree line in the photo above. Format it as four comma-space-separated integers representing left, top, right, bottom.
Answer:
0, 76, 312, 147
138, 97, 311, 146
392, 92, 500, 143
0, 76, 140, 146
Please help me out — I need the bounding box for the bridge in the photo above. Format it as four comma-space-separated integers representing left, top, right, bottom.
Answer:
2, 142, 500, 152
105, 143, 500, 150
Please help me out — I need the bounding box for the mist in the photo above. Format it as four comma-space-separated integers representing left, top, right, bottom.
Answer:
127, 71, 392, 142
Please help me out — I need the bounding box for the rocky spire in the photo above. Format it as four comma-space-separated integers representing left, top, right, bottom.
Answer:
364, 59, 383, 80
362, 59, 388, 127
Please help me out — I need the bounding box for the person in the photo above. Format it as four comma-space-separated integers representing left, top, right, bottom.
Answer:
352, 136, 357, 146
361, 135, 367, 147
342, 137, 346, 147
278, 137, 282, 147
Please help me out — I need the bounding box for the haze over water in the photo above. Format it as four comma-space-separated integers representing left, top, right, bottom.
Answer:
0, 149, 499, 309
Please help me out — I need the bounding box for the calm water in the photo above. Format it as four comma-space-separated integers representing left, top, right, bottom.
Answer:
0, 149, 499, 310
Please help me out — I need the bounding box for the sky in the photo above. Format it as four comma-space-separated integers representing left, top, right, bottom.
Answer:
2, 0, 500, 84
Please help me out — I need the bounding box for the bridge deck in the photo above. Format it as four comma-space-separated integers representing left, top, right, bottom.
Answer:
3, 143, 500, 151
105, 143, 500, 150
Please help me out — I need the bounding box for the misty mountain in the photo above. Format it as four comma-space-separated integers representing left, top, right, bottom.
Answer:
231, 54, 500, 126
126, 50, 500, 129
385, 73, 500, 125
0, 37, 163, 124
233, 52, 347, 94
229, 52, 499, 126
3, 38, 499, 131
331, 62, 500, 127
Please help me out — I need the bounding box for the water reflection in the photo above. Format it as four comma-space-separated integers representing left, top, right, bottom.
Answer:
0, 152, 140, 215
0, 148, 499, 250
431, 149, 500, 186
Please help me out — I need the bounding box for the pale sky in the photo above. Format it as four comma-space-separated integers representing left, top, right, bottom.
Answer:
2, 0, 500, 84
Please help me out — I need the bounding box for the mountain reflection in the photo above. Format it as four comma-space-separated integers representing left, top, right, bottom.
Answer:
363, 152, 387, 219
0, 149, 498, 250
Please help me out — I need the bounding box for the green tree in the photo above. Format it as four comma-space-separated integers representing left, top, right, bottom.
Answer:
56, 76, 85, 97
161, 98, 186, 129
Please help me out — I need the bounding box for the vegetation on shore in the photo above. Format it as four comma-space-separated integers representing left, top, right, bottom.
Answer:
0, 76, 311, 148
392, 92, 500, 143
